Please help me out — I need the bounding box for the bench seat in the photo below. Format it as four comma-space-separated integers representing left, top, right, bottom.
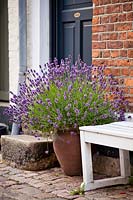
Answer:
80, 119, 133, 191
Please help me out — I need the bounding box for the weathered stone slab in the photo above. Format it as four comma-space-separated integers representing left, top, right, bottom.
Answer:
93, 154, 133, 177
93, 154, 120, 177
1, 135, 58, 170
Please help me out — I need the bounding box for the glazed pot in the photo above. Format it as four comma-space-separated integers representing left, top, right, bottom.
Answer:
53, 129, 82, 176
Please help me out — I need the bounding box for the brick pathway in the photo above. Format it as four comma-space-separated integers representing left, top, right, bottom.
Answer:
0, 158, 133, 200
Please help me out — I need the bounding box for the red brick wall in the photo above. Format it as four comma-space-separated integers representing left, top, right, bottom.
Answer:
92, 0, 133, 111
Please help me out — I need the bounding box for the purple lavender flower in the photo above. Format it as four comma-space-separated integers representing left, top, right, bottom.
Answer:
64, 92, 67, 100
67, 112, 70, 117
68, 84, 72, 92
74, 108, 80, 116
5, 57, 128, 136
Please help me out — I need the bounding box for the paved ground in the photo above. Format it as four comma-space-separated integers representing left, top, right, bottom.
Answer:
0, 158, 133, 200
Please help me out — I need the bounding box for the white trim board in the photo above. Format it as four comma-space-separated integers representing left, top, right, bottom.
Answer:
31, 0, 50, 71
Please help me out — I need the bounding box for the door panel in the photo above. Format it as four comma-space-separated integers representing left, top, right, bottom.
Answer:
0, 0, 9, 101
51, 0, 93, 65
82, 21, 92, 64
63, 0, 92, 9
64, 23, 75, 62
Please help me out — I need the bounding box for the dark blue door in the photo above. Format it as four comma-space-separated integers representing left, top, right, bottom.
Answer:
51, 0, 93, 65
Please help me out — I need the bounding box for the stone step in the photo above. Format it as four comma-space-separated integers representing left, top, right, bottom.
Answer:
1, 135, 59, 170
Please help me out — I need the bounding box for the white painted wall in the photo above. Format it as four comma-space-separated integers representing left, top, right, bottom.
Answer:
8, 0, 50, 96
8, 0, 20, 96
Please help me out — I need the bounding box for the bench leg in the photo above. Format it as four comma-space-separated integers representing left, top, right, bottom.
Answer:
80, 131, 93, 190
119, 149, 131, 177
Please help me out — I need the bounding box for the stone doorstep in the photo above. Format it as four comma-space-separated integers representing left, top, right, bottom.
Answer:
1, 135, 59, 171
1, 134, 53, 143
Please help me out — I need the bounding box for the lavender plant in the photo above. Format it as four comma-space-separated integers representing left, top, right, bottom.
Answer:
6, 58, 128, 136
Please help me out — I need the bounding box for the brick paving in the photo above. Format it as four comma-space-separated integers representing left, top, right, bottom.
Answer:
0, 156, 133, 200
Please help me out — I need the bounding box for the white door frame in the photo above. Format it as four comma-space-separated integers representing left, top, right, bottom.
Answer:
31, 0, 50, 71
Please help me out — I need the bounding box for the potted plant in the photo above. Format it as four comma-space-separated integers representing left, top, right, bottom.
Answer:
6, 58, 128, 176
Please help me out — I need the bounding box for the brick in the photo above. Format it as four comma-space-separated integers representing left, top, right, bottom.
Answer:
127, 12, 133, 21
115, 23, 132, 31
107, 41, 123, 49
92, 59, 108, 66
94, 7, 104, 15
118, 13, 127, 22
92, 34, 100, 41
106, 5, 122, 14
125, 79, 133, 87
92, 17, 100, 25
112, 68, 120, 76
105, 6, 112, 14
92, 25, 106, 32
99, 0, 111, 5
92, 42, 106, 49
128, 50, 133, 58
104, 67, 112, 75
93, 0, 99, 6
124, 41, 133, 48
101, 33, 110, 40
123, 3, 132, 12
112, 4, 122, 13
121, 68, 129, 76
117, 59, 130, 67
92, 50, 101, 58
110, 33, 118, 40
107, 60, 118, 66
130, 68, 133, 76
106, 24, 114, 31
100, 16, 109, 24
110, 14, 118, 22
127, 31, 133, 39
111, 50, 120, 58
119, 32, 127, 40
129, 88, 133, 95
102, 50, 110, 58
120, 50, 127, 57
129, 60, 133, 67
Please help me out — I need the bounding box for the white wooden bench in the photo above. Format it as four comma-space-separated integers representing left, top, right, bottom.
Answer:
80, 115, 133, 191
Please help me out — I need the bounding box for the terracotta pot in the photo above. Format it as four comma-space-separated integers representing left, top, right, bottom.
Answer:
53, 129, 82, 176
